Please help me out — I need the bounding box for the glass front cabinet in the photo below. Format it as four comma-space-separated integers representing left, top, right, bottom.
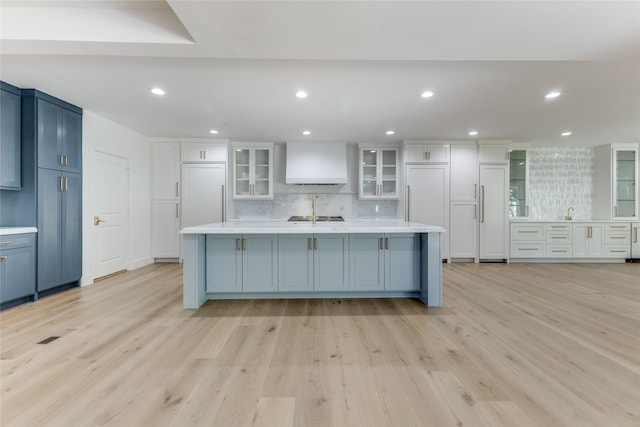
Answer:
613, 146, 638, 220
233, 143, 274, 199
509, 149, 528, 219
359, 147, 399, 199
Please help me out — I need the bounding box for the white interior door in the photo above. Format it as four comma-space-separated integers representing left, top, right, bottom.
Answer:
93, 151, 129, 279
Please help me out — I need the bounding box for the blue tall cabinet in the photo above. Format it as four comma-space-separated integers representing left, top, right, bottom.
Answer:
0, 82, 22, 190
22, 90, 83, 294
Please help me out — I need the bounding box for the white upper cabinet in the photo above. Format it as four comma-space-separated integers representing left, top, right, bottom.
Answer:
359, 147, 399, 199
404, 143, 449, 163
152, 143, 180, 200
233, 142, 274, 200
613, 147, 638, 219
594, 143, 639, 221
450, 144, 478, 202
181, 141, 228, 163
509, 149, 529, 219
478, 144, 510, 164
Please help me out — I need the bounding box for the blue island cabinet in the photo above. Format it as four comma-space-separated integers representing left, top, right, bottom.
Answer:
278, 234, 349, 292
350, 233, 419, 291
206, 234, 278, 293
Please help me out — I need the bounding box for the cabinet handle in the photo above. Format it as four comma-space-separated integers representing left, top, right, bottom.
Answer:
406, 185, 411, 222
634, 227, 638, 243
203, 150, 207, 160
518, 230, 538, 233
314, 238, 318, 250
0, 241, 11, 245
380, 238, 384, 250
506, 150, 510, 160
242, 239, 246, 250
221, 185, 226, 222
236, 239, 241, 251
64, 155, 68, 166
59, 176, 63, 192
59, 155, 64, 166
474, 184, 477, 199
480, 185, 485, 223
519, 248, 538, 251
589, 226, 593, 238
551, 250, 567, 253
473, 205, 477, 220
176, 182, 179, 198
609, 225, 627, 229
64, 176, 68, 192
176, 203, 179, 219
385, 237, 389, 250
0, 256, 6, 260
426, 151, 431, 160
308, 238, 313, 250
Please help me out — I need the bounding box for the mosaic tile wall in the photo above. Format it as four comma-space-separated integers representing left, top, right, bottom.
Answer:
527, 147, 594, 220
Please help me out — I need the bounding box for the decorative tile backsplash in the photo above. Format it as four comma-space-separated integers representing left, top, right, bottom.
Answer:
234, 193, 399, 220
527, 147, 594, 220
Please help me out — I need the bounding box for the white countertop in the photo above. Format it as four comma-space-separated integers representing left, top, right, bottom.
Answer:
0, 227, 37, 236
181, 220, 445, 234
510, 219, 630, 223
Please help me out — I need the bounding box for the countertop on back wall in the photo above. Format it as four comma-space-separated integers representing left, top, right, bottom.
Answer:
509, 219, 632, 223
0, 227, 38, 236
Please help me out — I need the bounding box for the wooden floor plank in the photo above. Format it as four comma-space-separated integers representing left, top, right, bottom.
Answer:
1, 262, 638, 426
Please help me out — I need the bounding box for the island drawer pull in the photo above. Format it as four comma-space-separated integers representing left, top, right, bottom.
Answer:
0, 241, 12, 245
379, 238, 384, 250
314, 238, 318, 250
242, 239, 246, 250
308, 238, 313, 250
236, 239, 241, 251
385, 238, 389, 250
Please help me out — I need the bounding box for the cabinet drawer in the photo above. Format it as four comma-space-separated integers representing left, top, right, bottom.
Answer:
404, 145, 448, 163
510, 242, 545, 258
546, 245, 573, 257
604, 232, 630, 245
605, 246, 630, 258
0, 234, 36, 250
545, 223, 572, 232
511, 224, 544, 240
546, 232, 572, 243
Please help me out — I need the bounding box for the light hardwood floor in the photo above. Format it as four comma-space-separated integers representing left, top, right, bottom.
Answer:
1, 262, 639, 427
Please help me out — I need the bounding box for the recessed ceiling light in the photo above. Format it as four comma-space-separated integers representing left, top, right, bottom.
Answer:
561, 131, 572, 136
296, 90, 308, 99
468, 130, 478, 136
386, 130, 395, 135
150, 87, 165, 96
420, 90, 434, 98
302, 130, 311, 135
545, 91, 561, 99
209, 129, 219, 134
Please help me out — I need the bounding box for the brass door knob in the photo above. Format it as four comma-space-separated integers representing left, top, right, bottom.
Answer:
94, 216, 106, 226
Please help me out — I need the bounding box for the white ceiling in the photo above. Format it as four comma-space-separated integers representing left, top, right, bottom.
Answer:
1, 0, 639, 146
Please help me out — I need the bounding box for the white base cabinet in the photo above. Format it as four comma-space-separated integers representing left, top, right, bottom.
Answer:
479, 164, 509, 260
151, 143, 181, 259
632, 223, 640, 258
511, 222, 632, 260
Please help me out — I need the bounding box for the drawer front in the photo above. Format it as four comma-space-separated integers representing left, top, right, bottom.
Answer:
604, 231, 630, 245
605, 224, 630, 232
546, 232, 572, 244
605, 246, 630, 258
545, 223, 572, 232
546, 245, 573, 258
510, 242, 545, 258
511, 224, 544, 240
0, 234, 36, 251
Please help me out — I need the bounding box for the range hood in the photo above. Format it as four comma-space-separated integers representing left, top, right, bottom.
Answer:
286, 141, 348, 184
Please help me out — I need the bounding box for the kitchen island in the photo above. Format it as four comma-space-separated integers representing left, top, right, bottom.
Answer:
180, 220, 444, 309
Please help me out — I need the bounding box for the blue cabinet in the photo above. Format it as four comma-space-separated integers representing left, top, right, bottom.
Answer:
0, 82, 21, 190
35, 98, 82, 173
350, 233, 419, 291
313, 234, 349, 291
0, 233, 36, 305
278, 234, 349, 291
206, 234, 278, 293
21, 90, 83, 293
37, 169, 82, 291
278, 234, 314, 291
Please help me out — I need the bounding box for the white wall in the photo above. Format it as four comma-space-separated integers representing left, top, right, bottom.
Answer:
81, 111, 152, 285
